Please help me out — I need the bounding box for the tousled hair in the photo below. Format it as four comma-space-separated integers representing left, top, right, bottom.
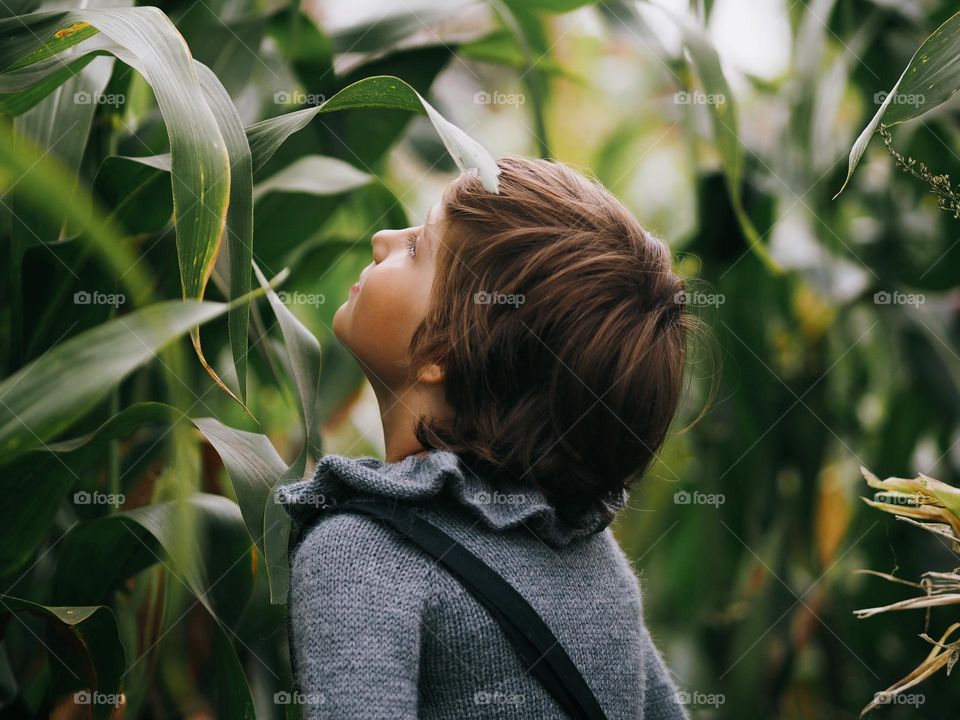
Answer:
409, 156, 696, 524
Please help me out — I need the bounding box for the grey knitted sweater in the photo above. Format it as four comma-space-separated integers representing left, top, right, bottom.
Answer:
280, 449, 690, 719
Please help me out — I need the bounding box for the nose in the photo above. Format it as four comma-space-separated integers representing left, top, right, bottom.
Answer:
370, 227, 404, 263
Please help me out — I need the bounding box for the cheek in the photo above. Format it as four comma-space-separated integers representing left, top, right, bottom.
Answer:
355, 276, 416, 346
334, 267, 430, 379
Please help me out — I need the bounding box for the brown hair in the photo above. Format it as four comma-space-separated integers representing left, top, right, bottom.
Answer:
409, 156, 695, 524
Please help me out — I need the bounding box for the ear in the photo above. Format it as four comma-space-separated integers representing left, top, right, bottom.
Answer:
417, 361, 445, 385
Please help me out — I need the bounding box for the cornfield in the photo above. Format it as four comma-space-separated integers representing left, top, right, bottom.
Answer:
1, 0, 959, 718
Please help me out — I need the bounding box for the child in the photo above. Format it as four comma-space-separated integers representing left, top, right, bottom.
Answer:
280, 157, 692, 719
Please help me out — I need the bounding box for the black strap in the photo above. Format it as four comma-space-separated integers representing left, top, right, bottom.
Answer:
330, 497, 609, 720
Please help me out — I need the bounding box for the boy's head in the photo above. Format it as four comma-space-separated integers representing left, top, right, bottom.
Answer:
333, 156, 692, 520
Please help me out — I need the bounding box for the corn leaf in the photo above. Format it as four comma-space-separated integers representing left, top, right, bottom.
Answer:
245, 74, 501, 192
0, 595, 124, 720
836, 10, 960, 197
637, 2, 779, 272
0, 300, 231, 466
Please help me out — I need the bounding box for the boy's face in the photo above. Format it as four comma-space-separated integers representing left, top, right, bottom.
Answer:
332, 202, 444, 388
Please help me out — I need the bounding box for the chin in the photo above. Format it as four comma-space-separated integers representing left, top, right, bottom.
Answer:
332, 303, 349, 344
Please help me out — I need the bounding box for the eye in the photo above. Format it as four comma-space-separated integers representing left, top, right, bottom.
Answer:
406, 227, 421, 258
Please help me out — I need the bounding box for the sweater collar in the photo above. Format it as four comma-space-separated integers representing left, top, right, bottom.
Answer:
278, 449, 625, 547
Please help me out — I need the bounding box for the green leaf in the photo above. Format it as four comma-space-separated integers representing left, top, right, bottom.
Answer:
51, 496, 256, 719
92, 154, 172, 234
253, 155, 373, 201
328, 4, 462, 54
1, 8, 242, 401
257, 262, 326, 605
0, 16, 98, 70
8, 41, 116, 368
253, 263, 322, 444
0, 595, 124, 720
0, 453, 73, 576
196, 61, 254, 403
0, 402, 171, 576
192, 263, 326, 606
192, 418, 286, 568
459, 29, 573, 77
497, 0, 552, 157
43, 402, 176, 453
645, 3, 780, 273
53, 493, 254, 628
2, 8, 231, 300
213, 624, 256, 719
0, 300, 230, 466
245, 75, 501, 191
0, 118, 146, 303
0, 54, 95, 115
836, 10, 960, 197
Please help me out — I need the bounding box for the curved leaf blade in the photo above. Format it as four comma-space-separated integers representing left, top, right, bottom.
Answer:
245, 75, 501, 191
0, 595, 124, 720
0, 300, 229, 466
836, 10, 960, 197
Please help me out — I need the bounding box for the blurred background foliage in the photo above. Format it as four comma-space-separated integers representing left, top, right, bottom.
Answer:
1, 0, 960, 718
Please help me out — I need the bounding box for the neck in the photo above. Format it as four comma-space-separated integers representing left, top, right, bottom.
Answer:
372, 380, 450, 463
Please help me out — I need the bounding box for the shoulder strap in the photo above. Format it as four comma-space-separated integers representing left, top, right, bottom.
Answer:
330, 497, 609, 720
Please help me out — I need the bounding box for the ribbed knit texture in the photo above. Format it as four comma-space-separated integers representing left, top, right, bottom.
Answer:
280, 449, 690, 719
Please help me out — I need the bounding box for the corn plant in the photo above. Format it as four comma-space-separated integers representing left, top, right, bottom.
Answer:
0, 1, 511, 716
855, 468, 960, 715
2, 0, 960, 718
